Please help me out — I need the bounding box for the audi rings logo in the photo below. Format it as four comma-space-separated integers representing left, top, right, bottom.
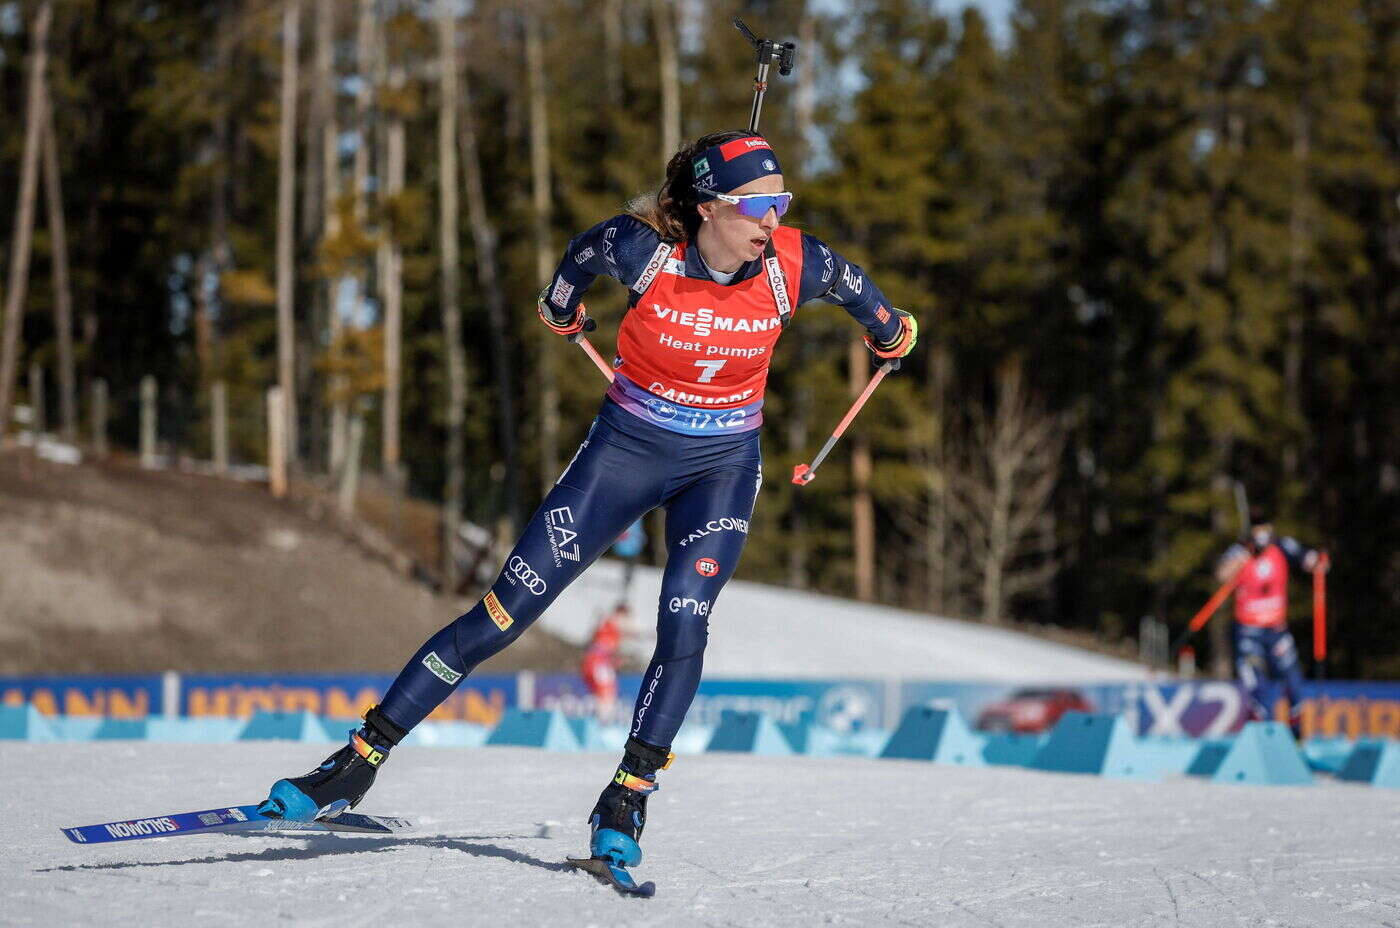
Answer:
508, 556, 547, 595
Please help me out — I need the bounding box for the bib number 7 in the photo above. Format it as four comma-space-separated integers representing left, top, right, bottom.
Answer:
693, 359, 727, 383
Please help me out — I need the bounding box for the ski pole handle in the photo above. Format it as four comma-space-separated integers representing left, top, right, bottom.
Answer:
792, 359, 897, 486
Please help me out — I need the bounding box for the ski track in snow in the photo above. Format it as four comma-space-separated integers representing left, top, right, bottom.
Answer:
5, 743, 1398, 927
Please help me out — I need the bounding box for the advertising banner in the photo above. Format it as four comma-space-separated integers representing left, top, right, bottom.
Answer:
897, 680, 1133, 733
6, 673, 1399, 740
1127, 680, 1400, 738
179, 674, 517, 726
0, 675, 165, 718
532, 675, 889, 732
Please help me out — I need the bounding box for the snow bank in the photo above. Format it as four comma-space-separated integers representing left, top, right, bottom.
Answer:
543, 559, 1147, 681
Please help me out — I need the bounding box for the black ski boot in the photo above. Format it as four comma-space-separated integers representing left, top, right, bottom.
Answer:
258, 705, 406, 821
587, 736, 673, 867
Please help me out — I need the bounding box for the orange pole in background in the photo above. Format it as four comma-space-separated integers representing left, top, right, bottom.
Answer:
1313, 552, 1329, 669
1186, 570, 1244, 636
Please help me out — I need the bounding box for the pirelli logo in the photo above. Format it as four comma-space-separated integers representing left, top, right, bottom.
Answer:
484, 591, 514, 631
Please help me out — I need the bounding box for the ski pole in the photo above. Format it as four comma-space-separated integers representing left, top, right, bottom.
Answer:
569, 331, 615, 384
1313, 551, 1329, 675
561, 305, 615, 383
1171, 569, 1244, 653
792, 359, 898, 486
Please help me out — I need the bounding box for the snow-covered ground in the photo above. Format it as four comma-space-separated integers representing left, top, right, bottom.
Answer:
544, 559, 1147, 682
7, 742, 1396, 927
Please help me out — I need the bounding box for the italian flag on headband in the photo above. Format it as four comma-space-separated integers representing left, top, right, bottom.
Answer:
718, 136, 773, 161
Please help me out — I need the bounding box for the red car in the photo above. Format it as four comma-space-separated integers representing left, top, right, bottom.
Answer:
974, 688, 1094, 734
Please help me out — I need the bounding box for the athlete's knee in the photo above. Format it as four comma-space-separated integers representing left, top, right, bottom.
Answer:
448, 588, 533, 667
655, 591, 712, 658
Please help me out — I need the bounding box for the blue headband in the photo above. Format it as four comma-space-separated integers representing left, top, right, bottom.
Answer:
691, 136, 783, 196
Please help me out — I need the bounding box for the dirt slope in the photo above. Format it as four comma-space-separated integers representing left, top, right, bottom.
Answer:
0, 448, 582, 675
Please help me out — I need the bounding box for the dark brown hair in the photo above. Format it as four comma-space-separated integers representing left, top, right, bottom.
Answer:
628, 129, 763, 243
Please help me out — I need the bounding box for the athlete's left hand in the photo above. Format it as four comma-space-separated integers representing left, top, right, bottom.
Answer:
864, 308, 918, 361
537, 288, 595, 337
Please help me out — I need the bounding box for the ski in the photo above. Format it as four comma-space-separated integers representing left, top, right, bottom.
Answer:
566, 855, 656, 898
60, 804, 414, 845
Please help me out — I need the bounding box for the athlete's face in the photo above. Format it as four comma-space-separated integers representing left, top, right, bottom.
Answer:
696, 173, 786, 273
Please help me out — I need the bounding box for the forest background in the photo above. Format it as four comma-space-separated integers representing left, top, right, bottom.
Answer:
0, 0, 1396, 678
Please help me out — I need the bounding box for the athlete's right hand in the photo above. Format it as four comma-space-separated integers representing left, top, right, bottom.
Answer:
537, 288, 595, 337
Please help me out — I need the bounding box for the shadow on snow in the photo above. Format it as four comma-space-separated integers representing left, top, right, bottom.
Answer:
38, 834, 577, 876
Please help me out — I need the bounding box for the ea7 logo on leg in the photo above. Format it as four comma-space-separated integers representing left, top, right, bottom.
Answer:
422, 651, 464, 685
694, 557, 720, 577
545, 506, 581, 567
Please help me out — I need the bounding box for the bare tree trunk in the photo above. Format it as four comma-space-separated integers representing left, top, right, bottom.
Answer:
849, 338, 875, 601
380, 55, 405, 475
353, 0, 373, 226
460, 43, 521, 533
928, 345, 950, 612
40, 78, 76, 442
198, 2, 234, 395
796, 11, 816, 158
301, 0, 328, 250
438, 0, 467, 590
786, 24, 817, 590
961, 365, 1063, 625
317, 0, 348, 471
654, 0, 680, 166
1283, 102, 1311, 486
276, 0, 301, 463
981, 442, 1012, 625
602, 0, 623, 108
0, 2, 51, 436
785, 354, 810, 589
526, 12, 559, 491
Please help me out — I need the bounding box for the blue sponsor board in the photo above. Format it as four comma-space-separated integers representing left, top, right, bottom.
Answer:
532, 675, 887, 732
532, 673, 638, 724
898, 681, 1133, 735
1117, 680, 1400, 738
691, 678, 887, 731
180, 674, 517, 727
0, 675, 164, 718
8, 672, 1400, 741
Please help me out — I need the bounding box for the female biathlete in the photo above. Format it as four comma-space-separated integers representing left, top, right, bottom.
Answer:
259, 129, 919, 878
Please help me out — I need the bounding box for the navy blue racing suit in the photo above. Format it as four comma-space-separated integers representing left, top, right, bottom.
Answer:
376, 215, 902, 749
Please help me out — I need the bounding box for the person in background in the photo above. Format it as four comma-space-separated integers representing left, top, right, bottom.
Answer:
582, 603, 632, 722
1216, 506, 1329, 736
